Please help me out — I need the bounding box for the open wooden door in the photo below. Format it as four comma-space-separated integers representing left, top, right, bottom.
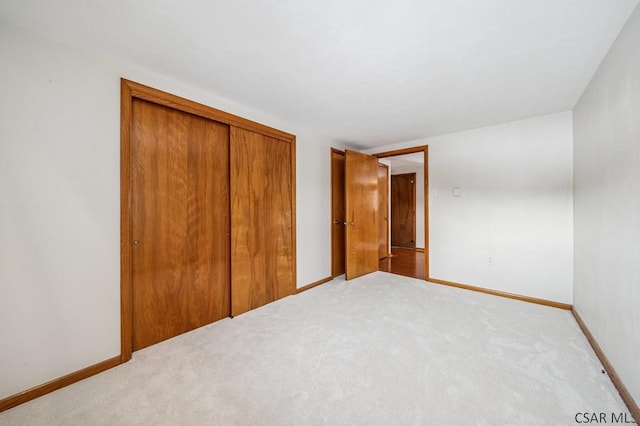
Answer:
345, 150, 379, 280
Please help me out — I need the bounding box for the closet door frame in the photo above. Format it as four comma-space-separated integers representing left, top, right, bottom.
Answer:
120, 79, 296, 362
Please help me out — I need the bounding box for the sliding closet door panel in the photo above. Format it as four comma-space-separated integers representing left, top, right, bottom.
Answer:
185, 113, 231, 328
231, 127, 295, 316
131, 99, 230, 351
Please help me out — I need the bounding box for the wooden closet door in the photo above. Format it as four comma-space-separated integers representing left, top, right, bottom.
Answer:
230, 127, 296, 316
130, 99, 230, 351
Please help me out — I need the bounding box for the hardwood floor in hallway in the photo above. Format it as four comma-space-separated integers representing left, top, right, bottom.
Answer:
378, 247, 425, 280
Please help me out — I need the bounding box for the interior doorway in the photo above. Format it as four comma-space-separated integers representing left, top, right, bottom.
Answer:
373, 146, 429, 280
330, 145, 429, 281
330, 148, 380, 280
391, 173, 416, 249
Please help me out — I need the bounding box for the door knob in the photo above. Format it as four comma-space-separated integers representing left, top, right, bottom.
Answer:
133, 240, 139, 245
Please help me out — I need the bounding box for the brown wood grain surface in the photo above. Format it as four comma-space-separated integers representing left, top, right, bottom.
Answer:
331, 149, 346, 277
345, 150, 379, 280
130, 99, 230, 350
379, 247, 425, 279
122, 79, 298, 360
378, 163, 389, 259
391, 173, 416, 248
122, 79, 295, 143
372, 145, 429, 278
230, 127, 295, 316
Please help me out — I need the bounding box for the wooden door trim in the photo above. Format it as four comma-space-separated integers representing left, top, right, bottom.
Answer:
120, 80, 134, 362
121, 79, 296, 361
372, 145, 429, 278
121, 79, 295, 143
373, 146, 428, 159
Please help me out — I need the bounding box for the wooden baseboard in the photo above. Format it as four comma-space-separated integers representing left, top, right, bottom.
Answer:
0, 355, 121, 412
427, 277, 572, 310
297, 276, 332, 294
572, 309, 639, 420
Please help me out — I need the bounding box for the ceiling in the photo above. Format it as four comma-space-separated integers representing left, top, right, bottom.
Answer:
1, 0, 637, 148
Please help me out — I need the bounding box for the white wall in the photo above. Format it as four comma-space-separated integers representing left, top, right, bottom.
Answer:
369, 112, 574, 304
0, 21, 339, 400
573, 5, 640, 404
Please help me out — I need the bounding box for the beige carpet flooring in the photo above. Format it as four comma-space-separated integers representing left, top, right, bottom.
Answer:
0, 272, 630, 425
